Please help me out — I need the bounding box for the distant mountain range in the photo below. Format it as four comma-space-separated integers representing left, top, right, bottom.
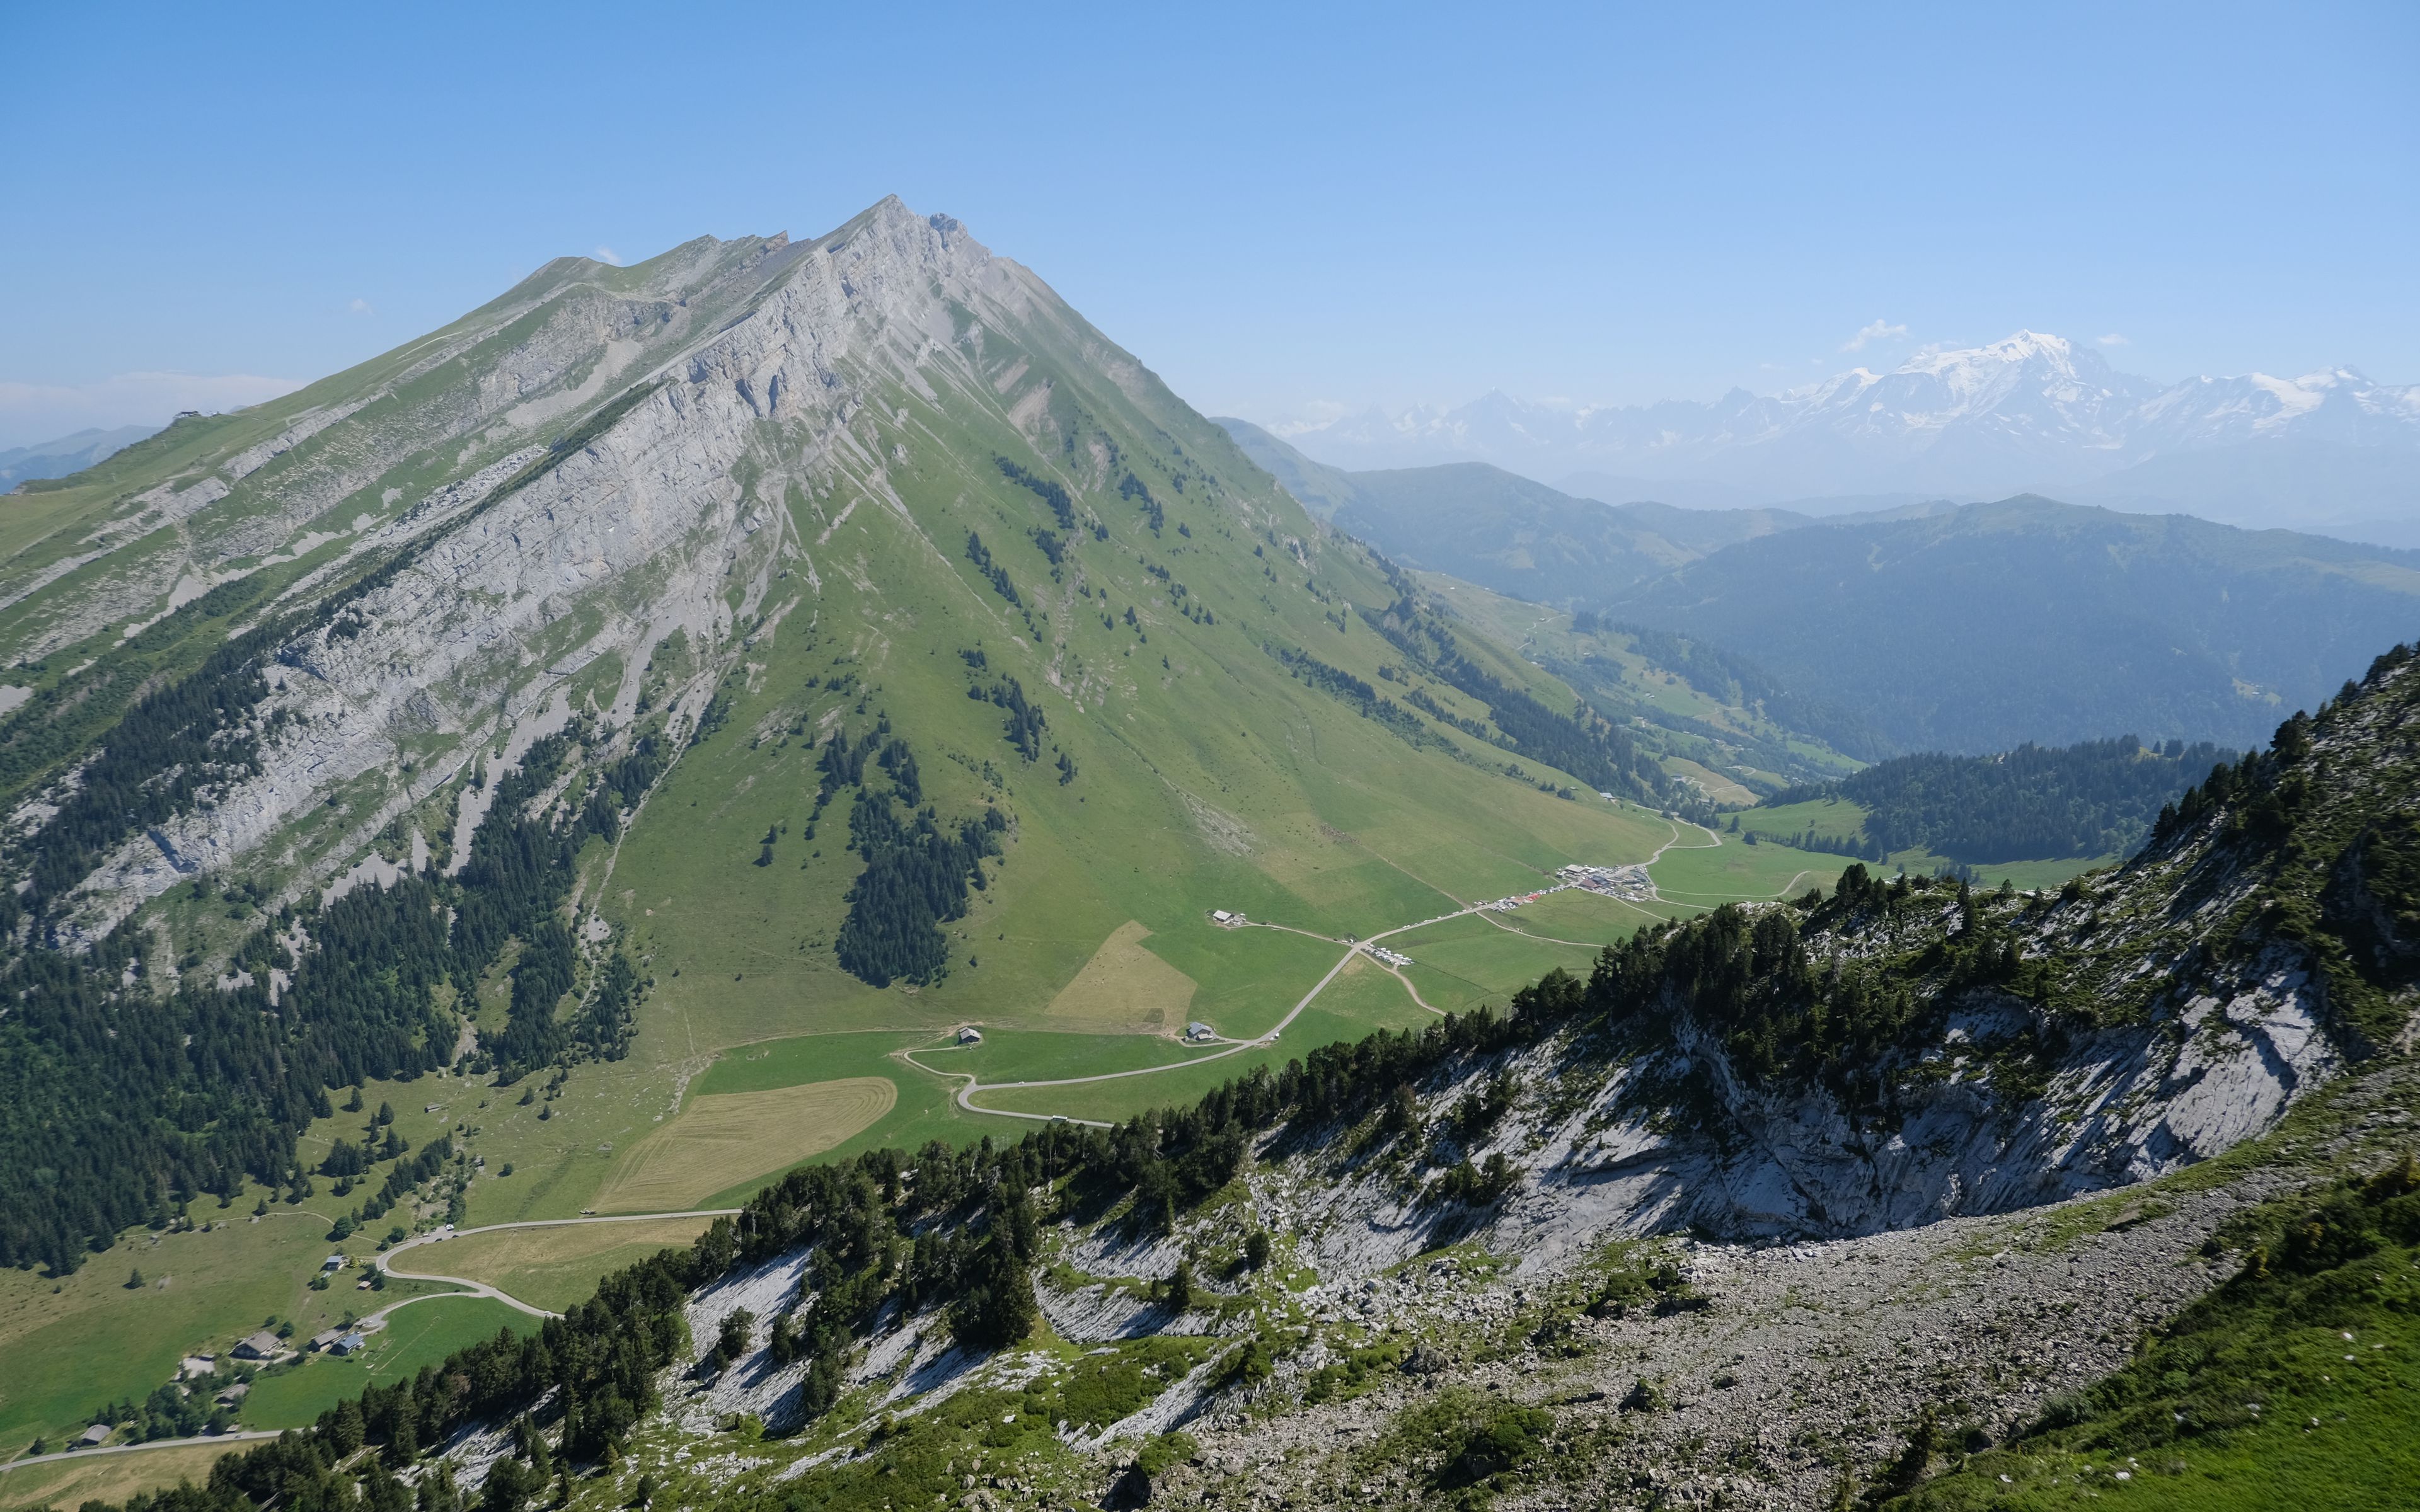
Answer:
1221, 418, 2420, 755
0, 423, 159, 491
1221, 418, 1937, 604
1267, 332, 2420, 546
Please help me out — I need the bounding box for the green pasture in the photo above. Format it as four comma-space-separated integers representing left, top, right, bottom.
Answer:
1497, 886, 1657, 944
239, 1298, 539, 1430
926, 1027, 1232, 1086
0, 1176, 457, 1460
1737, 796, 1869, 845
1385, 914, 1603, 1014
1739, 795, 2113, 891
1646, 833, 1847, 905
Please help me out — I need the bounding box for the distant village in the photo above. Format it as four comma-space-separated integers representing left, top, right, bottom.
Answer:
1555, 861, 1655, 902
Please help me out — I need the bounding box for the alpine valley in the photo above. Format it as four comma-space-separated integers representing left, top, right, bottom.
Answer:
1, 202, 2416, 1512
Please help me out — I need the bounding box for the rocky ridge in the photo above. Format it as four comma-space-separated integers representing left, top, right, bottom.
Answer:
13, 200, 1127, 937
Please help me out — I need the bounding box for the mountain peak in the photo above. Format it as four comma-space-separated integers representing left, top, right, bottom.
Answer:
1272, 331, 2417, 517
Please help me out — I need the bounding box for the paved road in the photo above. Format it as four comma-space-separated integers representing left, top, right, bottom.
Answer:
910, 815, 1733, 1123
0, 1429, 284, 1475
374, 1210, 742, 1319
906, 900, 1492, 1123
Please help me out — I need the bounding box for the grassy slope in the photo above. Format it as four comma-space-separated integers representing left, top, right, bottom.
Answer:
1892, 1166, 2420, 1511
545, 304, 1684, 1172
1421, 573, 1864, 793
0, 1075, 486, 1457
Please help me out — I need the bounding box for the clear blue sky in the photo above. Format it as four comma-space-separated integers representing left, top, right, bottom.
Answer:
1, 0, 2413, 446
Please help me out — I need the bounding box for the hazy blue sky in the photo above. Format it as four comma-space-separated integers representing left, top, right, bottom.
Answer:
2, 1, 2414, 446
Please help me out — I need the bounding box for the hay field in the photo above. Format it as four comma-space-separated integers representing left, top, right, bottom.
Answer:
0, 1442, 235, 1511
1039, 920, 1198, 1033
406, 1217, 715, 1313
592, 1077, 896, 1213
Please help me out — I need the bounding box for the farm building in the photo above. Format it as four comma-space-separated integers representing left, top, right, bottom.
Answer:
233, 1330, 281, 1360
957, 1026, 983, 1045
309, 1327, 344, 1351
322, 1254, 346, 1271
331, 1333, 368, 1356
79, 1424, 112, 1447
1184, 1021, 1216, 1043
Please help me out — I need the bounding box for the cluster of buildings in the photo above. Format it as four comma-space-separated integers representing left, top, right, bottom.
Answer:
83, 1294, 392, 1451
1557, 862, 1655, 902
1480, 890, 1554, 912
1366, 945, 1413, 968
308, 1326, 371, 1356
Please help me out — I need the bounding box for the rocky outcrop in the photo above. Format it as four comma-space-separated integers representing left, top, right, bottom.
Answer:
46, 199, 1102, 935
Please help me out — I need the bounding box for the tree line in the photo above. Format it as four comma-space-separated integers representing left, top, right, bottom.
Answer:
996, 456, 1076, 531
0, 716, 657, 1273
1373, 589, 1657, 801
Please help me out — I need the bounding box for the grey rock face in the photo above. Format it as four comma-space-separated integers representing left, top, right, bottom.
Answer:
43, 198, 1076, 934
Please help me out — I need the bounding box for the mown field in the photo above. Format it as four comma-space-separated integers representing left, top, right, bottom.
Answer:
391, 1218, 713, 1315
0, 1441, 235, 1512
591, 1078, 896, 1214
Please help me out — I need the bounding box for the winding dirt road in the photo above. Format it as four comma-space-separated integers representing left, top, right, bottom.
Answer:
372, 1209, 744, 1319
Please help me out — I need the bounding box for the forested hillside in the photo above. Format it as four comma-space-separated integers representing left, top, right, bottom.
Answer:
1756, 735, 2228, 864
1605, 498, 2420, 752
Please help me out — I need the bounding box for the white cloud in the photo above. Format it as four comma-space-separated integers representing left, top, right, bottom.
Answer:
2097, 333, 2129, 346
347, 297, 376, 316
0, 372, 302, 450
594, 245, 622, 265
1841, 319, 1908, 352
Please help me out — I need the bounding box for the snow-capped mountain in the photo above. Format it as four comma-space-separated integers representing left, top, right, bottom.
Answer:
1274, 334, 2420, 541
